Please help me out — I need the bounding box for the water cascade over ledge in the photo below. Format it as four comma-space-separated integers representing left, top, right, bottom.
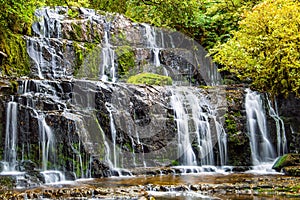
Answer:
0, 7, 294, 188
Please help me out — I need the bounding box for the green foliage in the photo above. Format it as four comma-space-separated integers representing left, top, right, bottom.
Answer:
198, 0, 261, 49
0, 0, 37, 34
125, 0, 203, 38
89, 0, 127, 14
71, 22, 84, 40
67, 8, 79, 18
171, 160, 179, 166
0, 0, 37, 76
127, 73, 172, 86
211, 0, 300, 97
115, 46, 135, 78
272, 153, 300, 171
74, 42, 99, 79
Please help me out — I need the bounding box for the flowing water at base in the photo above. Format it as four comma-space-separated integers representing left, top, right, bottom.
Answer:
6, 172, 299, 200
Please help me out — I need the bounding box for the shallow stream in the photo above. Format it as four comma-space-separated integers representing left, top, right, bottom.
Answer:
5, 170, 299, 199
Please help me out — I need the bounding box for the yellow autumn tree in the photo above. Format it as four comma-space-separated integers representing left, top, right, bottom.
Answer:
211, 0, 300, 97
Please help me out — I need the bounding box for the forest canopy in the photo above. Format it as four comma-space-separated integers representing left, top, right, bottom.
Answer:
0, 0, 299, 97
210, 0, 300, 97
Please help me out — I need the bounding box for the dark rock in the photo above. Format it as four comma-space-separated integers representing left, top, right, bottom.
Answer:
18, 160, 37, 172
91, 158, 111, 178
272, 153, 300, 172
282, 166, 300, 176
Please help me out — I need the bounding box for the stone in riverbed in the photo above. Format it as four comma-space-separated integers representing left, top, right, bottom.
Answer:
272, 153, 300, 173
282, 166, 300, 176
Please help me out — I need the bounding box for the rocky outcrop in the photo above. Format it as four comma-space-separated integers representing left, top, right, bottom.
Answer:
224, 85, 251, 166
1, 6, 300, 188
29, 7, 221, 85
277, 95, 300, 154
272, 153, 300, 176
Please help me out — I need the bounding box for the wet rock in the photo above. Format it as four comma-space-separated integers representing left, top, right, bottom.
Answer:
91, 158, 111, 178
282, 166, 300, 176
272, 153, 300, 172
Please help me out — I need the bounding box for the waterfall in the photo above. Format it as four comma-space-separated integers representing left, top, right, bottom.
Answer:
266, 96, 288, 156
105, 102, 119, 168
100, 22, 117, 82
37, 113, 56, 171
4, 101, 18, 172
245, 89, 276, 165
170, 87, 227, 166
143, 24, 162, 67
170, 88, 197, 166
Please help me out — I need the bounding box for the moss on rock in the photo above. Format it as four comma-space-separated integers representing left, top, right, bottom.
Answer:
127, 73, 172, 86
115, 46, 135, 78
73, 42, 100, 79
0, 32, 30, 76
272, 153, 300, 172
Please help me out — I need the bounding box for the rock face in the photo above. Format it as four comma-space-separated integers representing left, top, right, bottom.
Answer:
29, 7, 221, 85
272, 153, 300, 176
276, 95, 300, 154
224, 86, 251, 166
0, 6, 300, 187
0, 5, 227, 181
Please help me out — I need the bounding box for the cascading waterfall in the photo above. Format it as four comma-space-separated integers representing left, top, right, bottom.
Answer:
105, 102, 119, 168
100, 22, 117, 82
37, 113, 56, 171
170, 88, 197, 166
3, 101, 18, 172
27, 7, 68, 79
245, 89, 276, 165
266, 96, 288, 156
170, 87, 227, 166
143, 24, 162, 68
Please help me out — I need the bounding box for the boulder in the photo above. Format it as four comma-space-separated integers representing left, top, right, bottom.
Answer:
272, 153, 300, 172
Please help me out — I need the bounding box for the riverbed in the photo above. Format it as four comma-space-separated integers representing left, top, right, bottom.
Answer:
2, 171, 300, 199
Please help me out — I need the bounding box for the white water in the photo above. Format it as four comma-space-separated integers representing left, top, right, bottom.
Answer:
37, 113, 56, 171
4, 101, 18, 172
105, 103, 119, 168
266, 96, 288, 156
41, 170, 66, 184
143, 24, 162, 67
245, 89, 276, 165
100, 23, 117, 82
170, 87, 227, 166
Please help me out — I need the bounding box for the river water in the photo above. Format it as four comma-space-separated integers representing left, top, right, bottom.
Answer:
6, 170, 297, 200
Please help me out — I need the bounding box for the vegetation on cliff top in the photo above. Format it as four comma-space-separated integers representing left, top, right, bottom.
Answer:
210, 0, 300, 97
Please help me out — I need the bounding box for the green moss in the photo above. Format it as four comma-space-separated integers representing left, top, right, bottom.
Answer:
124, 142, 133, 152
199, 85, 214, 89
272, 154, 300, 172
73, 42, 99, 79
0, 176, 15, 190
9, 80, 18, 93
115, 46, 135, 78
67, 8, 79, 18
111, 31, 128, 45
127, 73, 172, 86
0, 32, 30, 76
225, 114, 238, 136
71, 22, 83, 41
171, 160, 179, 166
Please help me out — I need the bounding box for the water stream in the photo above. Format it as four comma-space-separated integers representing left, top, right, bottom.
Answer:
0, 7, 293, 194
245, 89, 276, 165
